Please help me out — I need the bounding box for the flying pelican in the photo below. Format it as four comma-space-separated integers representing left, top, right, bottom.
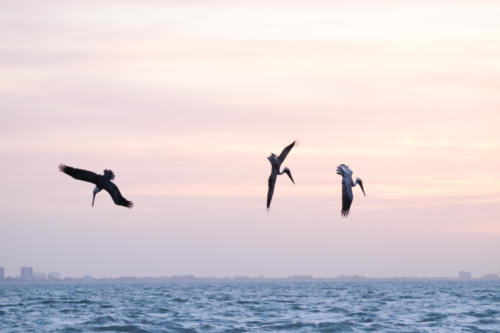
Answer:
336, 164, 365, 217
266, 141, 296, 210
59, 164, 133, 208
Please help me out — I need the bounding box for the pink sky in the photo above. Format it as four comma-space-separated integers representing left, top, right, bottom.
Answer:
1, 1, 499, 278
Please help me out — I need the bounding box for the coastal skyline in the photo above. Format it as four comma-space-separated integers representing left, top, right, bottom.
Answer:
1, 264, 498, 282
1, 1, 499, 278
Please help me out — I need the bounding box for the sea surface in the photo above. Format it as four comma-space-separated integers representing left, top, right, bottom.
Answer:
0, 281, 499, 332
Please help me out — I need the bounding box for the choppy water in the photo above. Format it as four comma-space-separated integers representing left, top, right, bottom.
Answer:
0, 281, 499, 332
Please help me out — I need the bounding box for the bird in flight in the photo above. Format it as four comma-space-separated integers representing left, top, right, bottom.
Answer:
336, 164, 365, 217
59, 164, 133, 208
266, 141, 296, 210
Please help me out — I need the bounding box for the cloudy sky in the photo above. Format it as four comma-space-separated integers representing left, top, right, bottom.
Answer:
1, 0, 499, 278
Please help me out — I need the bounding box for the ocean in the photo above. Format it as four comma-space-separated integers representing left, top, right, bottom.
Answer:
0, 281, 499, 332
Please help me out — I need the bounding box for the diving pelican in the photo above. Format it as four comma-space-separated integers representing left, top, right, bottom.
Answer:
336, 164, 365, 217
59, 164, 133, 208
266, 141, 296, 210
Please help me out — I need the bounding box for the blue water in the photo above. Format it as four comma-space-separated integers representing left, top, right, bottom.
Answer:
0, 281, 499, 332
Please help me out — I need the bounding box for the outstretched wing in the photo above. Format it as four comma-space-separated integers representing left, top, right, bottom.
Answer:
102, 182, 133, 208
277, 141, 296, 163
341, 179, 353, 217
267, 172, 277, 210
59, 164, 99, 184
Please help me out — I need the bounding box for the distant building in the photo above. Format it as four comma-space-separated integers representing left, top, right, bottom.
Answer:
479, 273, 499, 280
288, 275, 313, 281
458, 271, 471, 280
233, 275, 252, 281
20, 267, 33, 280
171, 275, 196, 282
0, 267, 4, 280
33, 272, 46, 280
48, 272, 60, 280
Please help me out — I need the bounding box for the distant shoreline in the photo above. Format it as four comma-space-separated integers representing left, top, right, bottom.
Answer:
1, 275, 499, 284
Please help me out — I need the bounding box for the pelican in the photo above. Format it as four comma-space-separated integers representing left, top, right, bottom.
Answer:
266, 141, 296, 210
336, 164, 365, 217
59, 164, 133, 208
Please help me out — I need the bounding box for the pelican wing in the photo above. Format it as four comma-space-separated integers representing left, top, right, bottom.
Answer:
59, 164, 99, 184
277, 141, 296, 163
267, 172, 277, 210
102, 181, 133, 208
341, 179, 353, 217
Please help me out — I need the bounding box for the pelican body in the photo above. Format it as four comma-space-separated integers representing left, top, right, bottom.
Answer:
59, 164, 133, 208
267, 141, 296, 210
336, 164, 365, 217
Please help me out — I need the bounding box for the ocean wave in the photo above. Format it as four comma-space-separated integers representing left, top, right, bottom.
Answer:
317, 321, 356, 331
84, 315, 115, 325
417, 312, 447, 322
327, 306, 348, 313
265, 321, 317, 330
0, 281, 498, 332
465, 309, 498, 318
92, 325, 148, 332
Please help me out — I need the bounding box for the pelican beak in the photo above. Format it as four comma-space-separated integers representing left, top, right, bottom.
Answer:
92, 192, 96, 207
358, 180, 366, 196
285, 168, 295, 184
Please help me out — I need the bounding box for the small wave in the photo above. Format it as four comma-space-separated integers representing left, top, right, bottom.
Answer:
317, 321, 355, 332
41, 299, 57, 305
418, 312, 447, 322
361, 292, 375, 299
465, 309, 498, 318
92, 325, 147, 332
237, 300, 258, 305
348, 312, 374, 323
223, 328, 247, 333
173, 297, 188, 303
363, 323, 390, 331
84, 315, 115, 325
67, 299, 94, 305
476, 318, 498, 325
207, 294, 232, 301
463, 325, 487, 333
58, 326, 83, 332
155, 307, 170, 313
327, 306, 348, 314
290, 304, 305, 310
60, 308, 80, 313
361, 305, 379, 312
245, 320, 269, 327
0, 303, 22, 308
265, 321, 316, 330
273, 299, 295, 304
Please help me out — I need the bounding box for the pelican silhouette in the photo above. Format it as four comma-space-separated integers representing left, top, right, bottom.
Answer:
336, 164, 365, 217
266, 141, 296, 210
59, 164, 133, 208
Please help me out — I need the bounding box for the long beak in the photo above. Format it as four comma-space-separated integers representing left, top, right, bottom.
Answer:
284, 168, 295, 184
358, 181, 366, 196
92, 192, 96, 207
